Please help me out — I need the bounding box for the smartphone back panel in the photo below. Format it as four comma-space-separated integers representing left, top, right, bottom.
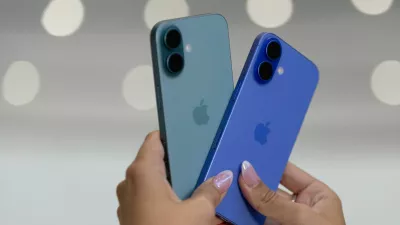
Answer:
198, 33, 319, 225
151, 14, 233, 200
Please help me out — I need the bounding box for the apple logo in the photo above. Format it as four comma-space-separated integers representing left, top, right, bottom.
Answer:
254, 122, 271, 145
193, 99, 209, 126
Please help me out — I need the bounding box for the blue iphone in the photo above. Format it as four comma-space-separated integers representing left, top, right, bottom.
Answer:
198, 33, 319, 225
150, 14, 234, 200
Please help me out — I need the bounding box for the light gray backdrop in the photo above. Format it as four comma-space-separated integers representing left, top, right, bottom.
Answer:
1, 0, 399, 225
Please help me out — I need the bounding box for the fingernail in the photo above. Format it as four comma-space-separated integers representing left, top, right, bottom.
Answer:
241, 161, 260, 188
213, 170, 233, 193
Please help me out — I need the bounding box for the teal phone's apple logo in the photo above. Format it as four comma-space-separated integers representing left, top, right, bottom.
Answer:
193, 99, 209, 125
254, 122, 271, 145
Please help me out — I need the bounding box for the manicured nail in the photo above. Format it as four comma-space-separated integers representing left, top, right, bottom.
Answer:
241, 161, 260, 188
213, 170, 233, 193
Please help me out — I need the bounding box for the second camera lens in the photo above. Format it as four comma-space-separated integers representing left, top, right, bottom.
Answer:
164, 29, 181, 49
258, 61, 273, 81
266, 41, 282, 60
167, 53, 184, 74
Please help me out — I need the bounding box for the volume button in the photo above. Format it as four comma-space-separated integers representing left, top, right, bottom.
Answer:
156, 85, 162, 110
161, 139, 167, 147
162, 139, 172, 184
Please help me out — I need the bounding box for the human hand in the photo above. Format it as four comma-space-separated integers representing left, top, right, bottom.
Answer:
116, 131, 233, 225
239, 161, 346, 225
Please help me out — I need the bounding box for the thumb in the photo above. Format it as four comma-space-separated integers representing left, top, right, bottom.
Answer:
183, 170, 233, 220
239, 161, 314, 225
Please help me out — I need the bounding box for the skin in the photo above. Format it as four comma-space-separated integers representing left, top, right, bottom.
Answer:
117, 131, 346, 225
239, 161, 346, 225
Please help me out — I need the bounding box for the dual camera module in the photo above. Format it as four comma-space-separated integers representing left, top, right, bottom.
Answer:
162, 27, 282, 81
163, 28, 184, 74
258, 40, 282, 82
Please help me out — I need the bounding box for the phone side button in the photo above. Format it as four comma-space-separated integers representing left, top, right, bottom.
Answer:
155, 86, 161, 110
161, 139, 171, 184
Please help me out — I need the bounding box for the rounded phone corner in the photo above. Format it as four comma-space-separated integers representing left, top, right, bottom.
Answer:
150, 21, 167, 41
213, 13, 228, 26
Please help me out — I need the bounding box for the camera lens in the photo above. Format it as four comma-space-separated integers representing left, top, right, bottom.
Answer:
164, 29, 181, 49
166, 53, 184, 73
258, 61, 273, 81
266, 41, 281, 60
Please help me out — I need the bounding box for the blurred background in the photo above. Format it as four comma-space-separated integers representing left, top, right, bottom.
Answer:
0, 0, 399, 224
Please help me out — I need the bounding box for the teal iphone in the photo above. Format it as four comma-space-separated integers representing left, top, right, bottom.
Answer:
150, 14, 234, 199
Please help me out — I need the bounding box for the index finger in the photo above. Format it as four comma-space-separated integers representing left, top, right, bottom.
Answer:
135, 131, 164, 161
280, 162, 316, 194
133, 131, 166, 176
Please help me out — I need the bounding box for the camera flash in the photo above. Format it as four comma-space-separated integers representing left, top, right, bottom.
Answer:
185, 44, 192, 53
278, 66, 284, 75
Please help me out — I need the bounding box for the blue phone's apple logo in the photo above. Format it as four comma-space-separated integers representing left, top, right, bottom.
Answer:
193, 99, 209, 125
254, 122, 271, 145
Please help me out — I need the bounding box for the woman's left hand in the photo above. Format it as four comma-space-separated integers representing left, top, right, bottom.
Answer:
116, 131, 232, 225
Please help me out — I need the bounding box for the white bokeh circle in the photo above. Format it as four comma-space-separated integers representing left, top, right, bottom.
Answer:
246, 0, 293, 28
144, 0, 190, 29
351, 0, 393, 15
2, 61, 41, 106
41, 0, 85, 37
122, 65, 156, 111
371, 60, 400, 106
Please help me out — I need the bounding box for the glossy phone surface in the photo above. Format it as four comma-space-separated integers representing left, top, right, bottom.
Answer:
198, 33, 319, 225
150, 14, 233, 200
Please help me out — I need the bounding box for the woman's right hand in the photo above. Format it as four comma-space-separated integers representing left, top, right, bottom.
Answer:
239, 161, 346, 225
